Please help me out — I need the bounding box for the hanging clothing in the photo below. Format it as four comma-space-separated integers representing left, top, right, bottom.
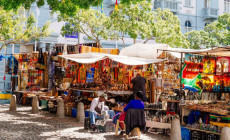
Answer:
48, 49, 55, 91
5, 55, 18, 75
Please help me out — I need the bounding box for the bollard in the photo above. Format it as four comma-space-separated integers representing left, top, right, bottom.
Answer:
170, 115, 182, 140
221, 127, 230, 140
9, 95, 17, 111
57, 98, 65, 118
76, 102, 85, 122
32, 96, 39, 114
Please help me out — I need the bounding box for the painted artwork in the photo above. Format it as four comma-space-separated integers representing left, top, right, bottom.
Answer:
216, 57, 230, 75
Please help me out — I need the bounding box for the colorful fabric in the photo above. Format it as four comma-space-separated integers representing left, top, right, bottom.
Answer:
115, 0, 118, 11
179, 63, 202, 93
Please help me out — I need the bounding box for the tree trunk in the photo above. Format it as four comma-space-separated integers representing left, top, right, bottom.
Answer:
121, 37, 126, 48
133, 39, 136, 44
144, 38, 150, 44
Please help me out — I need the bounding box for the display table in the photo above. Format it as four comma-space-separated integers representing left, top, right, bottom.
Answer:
185, 127, 220, 135
146, 120, 171, 129
70, 89, 132, 95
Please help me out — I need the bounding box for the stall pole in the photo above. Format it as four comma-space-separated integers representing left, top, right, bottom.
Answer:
180, 52, 183, 91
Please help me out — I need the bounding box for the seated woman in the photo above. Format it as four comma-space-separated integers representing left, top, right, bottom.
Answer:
113, 91, 145, 135
123, 91, 145, 112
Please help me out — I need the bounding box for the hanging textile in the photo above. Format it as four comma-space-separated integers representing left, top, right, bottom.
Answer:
5, 55, 18, 75
48, 49, 55, 91
35, 48, 45, 70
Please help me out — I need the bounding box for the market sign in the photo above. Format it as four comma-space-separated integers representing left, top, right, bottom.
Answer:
64, 23, 78, 38
65, 31, 78, 38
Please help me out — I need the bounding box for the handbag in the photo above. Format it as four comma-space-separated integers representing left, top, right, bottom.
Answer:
95, 106, 102, 114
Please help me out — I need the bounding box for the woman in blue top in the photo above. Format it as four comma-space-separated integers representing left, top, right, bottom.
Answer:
114, 91, 145, 135
124, 91, 145, 112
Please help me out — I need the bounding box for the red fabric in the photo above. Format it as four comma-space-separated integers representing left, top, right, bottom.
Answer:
119, 112, 126, 129
167, 111, 176, 115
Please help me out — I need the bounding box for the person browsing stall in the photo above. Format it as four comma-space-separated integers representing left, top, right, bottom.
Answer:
89, 93, 115, 130
130, 73, 147, 102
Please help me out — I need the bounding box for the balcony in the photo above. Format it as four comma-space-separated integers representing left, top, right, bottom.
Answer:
154, 0, 180, 13
203, 8, 219, 19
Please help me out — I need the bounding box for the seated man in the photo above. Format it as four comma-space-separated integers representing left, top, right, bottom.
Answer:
90, 93, 115, 131
113, 91, 145, 135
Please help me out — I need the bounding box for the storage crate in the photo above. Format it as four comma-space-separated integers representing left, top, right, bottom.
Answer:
72, 108, 77, 117
206, 133, 220, 140
191, 130, 206, 140
85, 111, 90, 117
181, 127, 190, 140
41, 100, 49, 111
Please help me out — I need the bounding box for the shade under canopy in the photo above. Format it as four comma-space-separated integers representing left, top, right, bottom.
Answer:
59, 53, 164, 65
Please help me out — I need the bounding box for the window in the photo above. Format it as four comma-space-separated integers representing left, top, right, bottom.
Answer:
185, 20, 192, 32
185, 0, 191, 7
204, 0, 211, 8
225, 0, 230, 13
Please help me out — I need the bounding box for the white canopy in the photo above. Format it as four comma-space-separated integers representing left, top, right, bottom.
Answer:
119, 43, 169, 59
119, 43, 230, 59
59, 53, 164, 65
119, 43, 186, 59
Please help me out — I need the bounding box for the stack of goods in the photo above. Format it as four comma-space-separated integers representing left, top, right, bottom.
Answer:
146, 110, 172, 123
146, 103, 162, 110
185, 101, 230, 115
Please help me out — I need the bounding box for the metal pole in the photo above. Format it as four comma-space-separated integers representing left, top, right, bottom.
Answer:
180, 52, 183, 90
78, 31, 80, 46
35, 6, 39, 52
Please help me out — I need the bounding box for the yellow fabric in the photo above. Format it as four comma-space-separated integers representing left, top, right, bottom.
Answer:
0, 94, 12, 99
210, 121, 230, 127
115, 5, 118, 11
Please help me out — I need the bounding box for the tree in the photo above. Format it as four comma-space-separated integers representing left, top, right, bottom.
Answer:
185, 13, 230, 49
0, 8, 50, 50
59, 8, 114, 47
0, 0, 147, 17
110, 1, 189, 48
144, 8, 189, 48
109, 1, 152, 46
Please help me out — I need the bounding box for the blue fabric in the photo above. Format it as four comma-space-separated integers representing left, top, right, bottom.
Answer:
123, 100, 145, 112
90, 110, 115, 125
188, 111, 200, 124
113, 113, 121, 125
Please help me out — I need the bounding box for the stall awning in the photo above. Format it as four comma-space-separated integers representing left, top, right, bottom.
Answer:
159, 46, 230, 57
59, 53, 164, 65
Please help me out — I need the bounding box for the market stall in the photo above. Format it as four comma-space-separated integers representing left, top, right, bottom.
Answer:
160, 47, 230, 140
57, 52, 164, 115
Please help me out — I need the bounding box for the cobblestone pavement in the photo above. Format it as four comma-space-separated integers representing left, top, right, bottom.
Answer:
0, 104, 169, 140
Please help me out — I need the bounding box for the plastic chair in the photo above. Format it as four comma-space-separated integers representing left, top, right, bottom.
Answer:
115, 119, 141, 139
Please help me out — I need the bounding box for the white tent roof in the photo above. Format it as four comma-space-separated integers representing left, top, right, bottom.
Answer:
119, 43, 169, 59
119, 43, 185, 59
59, 53, 164, 65
119, 43, 230, 59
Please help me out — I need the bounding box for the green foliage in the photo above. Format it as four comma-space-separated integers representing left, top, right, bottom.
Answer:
0, 0, 147, 16
59, 8, 112, 47
0, 8, 50, 50
0, 0, 102, 16
185, 13, 230, 49
109, 1, 152, 46
110, 1, 189, 48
